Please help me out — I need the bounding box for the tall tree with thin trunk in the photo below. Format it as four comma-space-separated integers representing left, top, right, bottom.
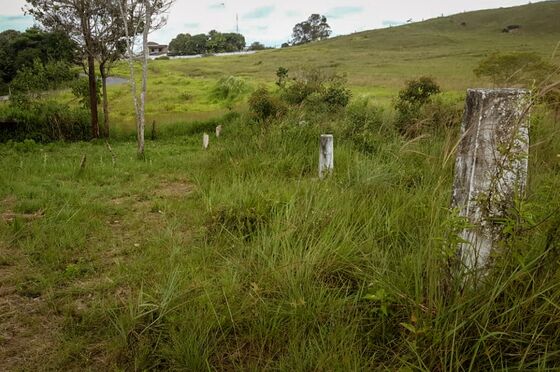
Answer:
117, 0, 174, 158
26, 0, 102, 138
95, 0, 128, 138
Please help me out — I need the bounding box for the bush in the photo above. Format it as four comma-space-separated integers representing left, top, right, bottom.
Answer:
394, 77, 441, 136
0, 100, 90, 142
10, 59, 76, 106
342, 98, 387, 152
71, 77, 101, 109
282, 68, 351, 110
248, 87, 287, 122
474, 52, 556, 86
321, 78, 352, 109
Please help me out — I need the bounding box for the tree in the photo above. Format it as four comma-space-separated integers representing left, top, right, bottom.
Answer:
94, 0, 128, 138
25, 0, 104, 138
248, 41, 266, 51
169, 31, 244, 55
118, 0, 175, 159
0, 28, 76, 95
474, 52, 556, 86
291, 14, 331, 45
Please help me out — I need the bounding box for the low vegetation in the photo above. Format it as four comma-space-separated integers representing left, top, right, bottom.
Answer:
1, 1, 560, 370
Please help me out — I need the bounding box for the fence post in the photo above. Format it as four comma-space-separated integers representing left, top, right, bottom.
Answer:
203, 133, 209, 149
319, 134, 334, 179
452, 88, 530, 275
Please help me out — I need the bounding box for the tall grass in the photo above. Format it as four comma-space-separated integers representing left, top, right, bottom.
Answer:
0, 95, 559, 369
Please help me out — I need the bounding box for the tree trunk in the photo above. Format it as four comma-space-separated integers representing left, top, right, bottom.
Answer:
138, 1, 150, 159
87, 54, 100, 138
100, 62, 110, 138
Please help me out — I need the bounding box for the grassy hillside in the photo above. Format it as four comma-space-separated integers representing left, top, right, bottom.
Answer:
101, 0, 560, 130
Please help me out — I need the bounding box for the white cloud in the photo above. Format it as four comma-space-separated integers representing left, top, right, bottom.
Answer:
1, 0, 545, 46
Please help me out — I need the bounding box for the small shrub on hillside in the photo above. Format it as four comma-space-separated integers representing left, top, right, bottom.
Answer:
420, 96, 463, 132
394, 77, 441, 136
282, 68, 351, 111
248, 87, 287, 122
276, 66, 289, 88
342, 98, 386, 152
474, 52, 557, 86
321, 78, 352, 109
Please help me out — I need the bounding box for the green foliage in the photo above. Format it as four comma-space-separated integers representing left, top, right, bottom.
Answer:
474, 52, 557, 86
291, 14, 332, 45
71, 77, 101, 109
0, 27, 77, 95
248, 86, 287, 122
211, 76, 249, 110
341, 98, 388, 152
276, 66, 289, 88
282, 69, 351, 111
248, 41, 266, 51
169, 31, 246, 55
9, 59, 75, 106
394, 77, 442, 136
0, 100, 90, 142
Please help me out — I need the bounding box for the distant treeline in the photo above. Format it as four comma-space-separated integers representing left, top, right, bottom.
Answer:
168, 31, 246, 56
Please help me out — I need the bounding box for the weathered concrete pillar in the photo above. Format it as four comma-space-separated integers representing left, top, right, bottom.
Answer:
216, 125, 222, 138
452, 89, 530, 273
202, 133, 209, 149
319, 134, 334, 179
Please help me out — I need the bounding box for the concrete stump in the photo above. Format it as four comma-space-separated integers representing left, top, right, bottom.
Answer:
452, 89, 530, 273
319, 134, 334, 179
203, 133, 209, 149
216, 125, 222, 138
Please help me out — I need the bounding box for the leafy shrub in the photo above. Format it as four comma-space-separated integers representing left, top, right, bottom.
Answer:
342, 98, 386, 152
276, 66, 289, 88
0, 100, 90, 142
420, 96, 463, 132
10, 59, 75, 106
248, 87, 287, 122
71, 77, 101, 109
321, 78, 352, 109
474, 52, 556, 86
394, 77, 441, 136
282, 68, 351, 110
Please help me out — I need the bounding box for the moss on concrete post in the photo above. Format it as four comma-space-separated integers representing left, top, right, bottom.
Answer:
452, 89, 530, 274
319, 134, 334, 179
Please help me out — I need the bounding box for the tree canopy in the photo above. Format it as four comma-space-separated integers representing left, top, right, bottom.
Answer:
0, 28, 76, 95
291, 14, 331, 45
169, 31, 245, 55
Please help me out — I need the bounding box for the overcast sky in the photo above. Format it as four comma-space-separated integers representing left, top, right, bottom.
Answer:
0, 0, 546, 47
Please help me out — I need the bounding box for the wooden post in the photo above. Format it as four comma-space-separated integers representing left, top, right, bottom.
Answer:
452, 89, 530, 274
202, 133, 209, 149
216, 125, 222, 138
319, 134, 334, 179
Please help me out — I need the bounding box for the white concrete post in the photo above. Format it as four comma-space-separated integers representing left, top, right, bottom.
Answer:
203, 133, 209, 149
452, 89, 530, 273
319, 134, 334, 179
216, 125, 222, 138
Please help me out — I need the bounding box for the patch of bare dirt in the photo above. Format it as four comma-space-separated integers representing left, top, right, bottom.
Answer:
153, 179, 194, 198
0, 195, 44, 223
